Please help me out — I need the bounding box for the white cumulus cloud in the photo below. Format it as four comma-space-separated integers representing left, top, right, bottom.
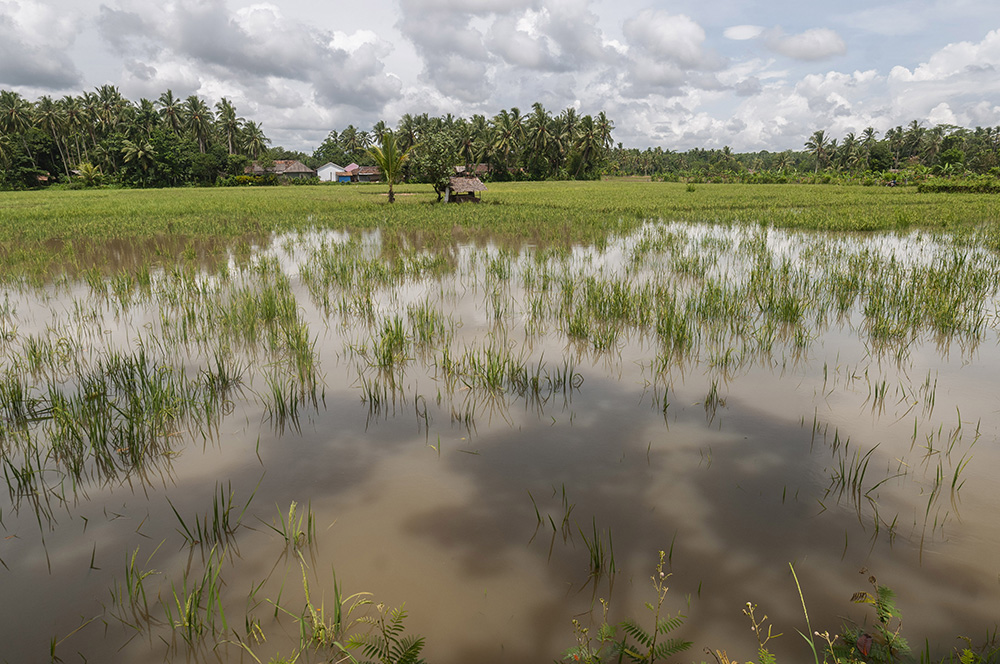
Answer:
764, 27, 847, 61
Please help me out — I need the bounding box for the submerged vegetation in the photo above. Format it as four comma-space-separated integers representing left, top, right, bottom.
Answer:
1, 182, 999, 662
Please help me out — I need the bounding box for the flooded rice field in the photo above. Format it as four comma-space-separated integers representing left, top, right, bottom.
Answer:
1, 222, 999, 663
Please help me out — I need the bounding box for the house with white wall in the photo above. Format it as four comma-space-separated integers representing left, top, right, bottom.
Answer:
317, 163, 345, 182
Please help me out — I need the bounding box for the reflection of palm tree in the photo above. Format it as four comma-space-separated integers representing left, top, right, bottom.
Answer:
366, 131, 412, 203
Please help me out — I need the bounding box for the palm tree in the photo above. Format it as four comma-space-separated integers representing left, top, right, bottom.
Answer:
81, 91, 100, 150
903, 120, 924, 162
60, 95, 86, 163
0, 131, 12, 168
95, 84, 127, 132
214, 97, 242, 154
366, 131, 412, 203
455, 120, 481, 170
341, 125, 363, 157
371, 120, 389, 144
121, 139, 156, 185
490, 109, 522, 175
397, 114, 419, 152
596, 111, 615, 150
157, 90, 183, 135
838, 132, 859, 172
35, 95, 71, 176
0, 90, 38, 166
573, 114, 604, 177
135, 98, 159, 138
525, 102, 554, 175
804, 130, 831, 172
241, 120, 269, 159
184, 95, 213, 153
861, 127, 878, 170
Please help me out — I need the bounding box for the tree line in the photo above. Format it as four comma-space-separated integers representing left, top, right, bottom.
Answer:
5, 84, 1000, 190
0, 86, 268, 189
607, 121, 1000, 181
311, 103, 616, 186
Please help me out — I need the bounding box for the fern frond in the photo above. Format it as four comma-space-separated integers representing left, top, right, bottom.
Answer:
874, 584, 900, 624
651, 637, 693, 659
390, 634, 425, 664
620, 617, 653, 646
655, 615, 685, 634
597, 622, 617, 641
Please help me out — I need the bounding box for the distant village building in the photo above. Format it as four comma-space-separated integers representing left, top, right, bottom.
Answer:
246, 160, 316, 179
332, 164, 383, 183
337, 163, 359, 183
454, 164, 491, 177
357, 166, 382, 183
317, 162, 345, 182
445, 176, 487, 203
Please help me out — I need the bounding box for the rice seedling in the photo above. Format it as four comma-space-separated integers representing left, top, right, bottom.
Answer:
579, 517, 617, 580
162, 545, 230, 646
264, 501, 316, 550
108, 543, 162, 630
168, 480, 257, 549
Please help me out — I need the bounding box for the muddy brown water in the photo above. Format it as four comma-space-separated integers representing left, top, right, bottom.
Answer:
1, 224, 998, 663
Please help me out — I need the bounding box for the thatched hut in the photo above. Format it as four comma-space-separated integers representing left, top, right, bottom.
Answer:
445, 176, 487, 203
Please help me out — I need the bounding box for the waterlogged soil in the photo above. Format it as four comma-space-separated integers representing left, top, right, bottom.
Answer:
1, 223, 999, 663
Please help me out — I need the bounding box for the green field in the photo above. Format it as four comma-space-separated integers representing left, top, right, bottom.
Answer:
3, 180, 1000, 240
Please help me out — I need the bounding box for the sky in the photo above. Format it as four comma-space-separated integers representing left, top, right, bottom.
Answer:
3, 0, 1000, 154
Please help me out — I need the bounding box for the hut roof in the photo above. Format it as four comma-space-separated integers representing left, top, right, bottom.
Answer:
448, 176, 487, 193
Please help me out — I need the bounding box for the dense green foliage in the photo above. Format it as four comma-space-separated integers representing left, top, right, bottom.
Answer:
0, 87, 265, 189
608, 122, 1000, 183
313, 102, 615, 183
8, 84, 1000, 192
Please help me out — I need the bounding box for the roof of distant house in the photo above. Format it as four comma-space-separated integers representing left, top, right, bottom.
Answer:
357, 166, 382, 176
455, 163, 490, 176
246, 159, 315, 175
